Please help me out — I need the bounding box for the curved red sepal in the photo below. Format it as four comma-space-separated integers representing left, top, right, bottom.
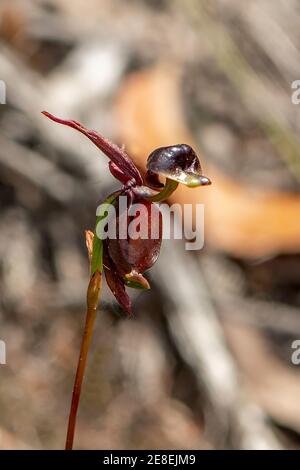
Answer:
42, 111, 143, 185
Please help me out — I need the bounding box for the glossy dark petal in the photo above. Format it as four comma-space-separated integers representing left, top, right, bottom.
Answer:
42, 111, 143, 185
103, 248, 132, 316
147, 144, 211, 187
107, 196, 162, 276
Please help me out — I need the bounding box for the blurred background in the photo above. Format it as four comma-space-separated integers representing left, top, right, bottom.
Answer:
1, 0, 300, 450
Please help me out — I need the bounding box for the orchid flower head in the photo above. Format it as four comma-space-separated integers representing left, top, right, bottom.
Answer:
42, 112, 211, 315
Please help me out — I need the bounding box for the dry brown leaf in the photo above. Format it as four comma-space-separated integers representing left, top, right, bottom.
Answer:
116, 65, 300, 258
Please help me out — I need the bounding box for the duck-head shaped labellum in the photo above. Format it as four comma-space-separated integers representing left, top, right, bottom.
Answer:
146, 144, 211, 188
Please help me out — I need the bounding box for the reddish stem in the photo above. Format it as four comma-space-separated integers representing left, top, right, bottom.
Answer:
65, 272, 101, 450
65, 306, 97, 450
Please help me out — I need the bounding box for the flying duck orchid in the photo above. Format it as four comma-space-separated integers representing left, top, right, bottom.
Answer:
42, 110, 211, 450
42, 111, 211, 316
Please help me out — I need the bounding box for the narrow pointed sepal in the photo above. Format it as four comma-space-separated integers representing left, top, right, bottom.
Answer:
42, 111, 143, 185
103, 250, 132, 316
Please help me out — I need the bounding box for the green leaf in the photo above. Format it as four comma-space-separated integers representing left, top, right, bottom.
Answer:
91, 236, 103, 276
146, 178, 178, 202
91, 191, 121, 275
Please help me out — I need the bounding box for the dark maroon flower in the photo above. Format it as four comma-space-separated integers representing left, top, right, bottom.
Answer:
107, 196, 162, 275
98, 193, 162, 315
42, 112, 211, 315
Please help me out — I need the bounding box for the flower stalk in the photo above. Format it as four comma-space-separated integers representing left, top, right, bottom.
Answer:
65, 270, 102, 450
